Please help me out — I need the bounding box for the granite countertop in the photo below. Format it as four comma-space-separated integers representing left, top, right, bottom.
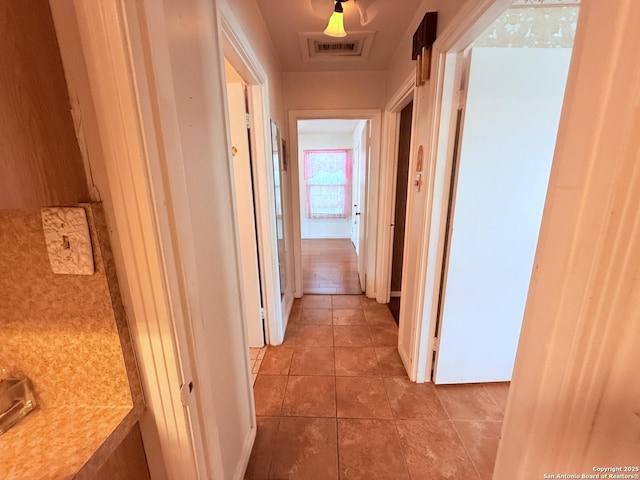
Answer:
0, 405, 139, 479
0, 206, 145, 479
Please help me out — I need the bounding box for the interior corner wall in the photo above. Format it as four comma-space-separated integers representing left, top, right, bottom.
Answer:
298, 132, 354, 239
283, 71, 386, 111
385, 0, 471, 103
218, 0, 285, 129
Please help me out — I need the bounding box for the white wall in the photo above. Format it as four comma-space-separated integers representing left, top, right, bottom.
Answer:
284, 71, 387, 111
298, 132, 354, 239
435, 47, 573, 383
385, 0, 471, 103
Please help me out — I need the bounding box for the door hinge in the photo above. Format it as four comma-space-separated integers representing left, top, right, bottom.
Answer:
457, 89, 466, 110
180, 380, 194, 407
245, 112, 251, 129
432, 336, 440, 352
260, 307, 265, 320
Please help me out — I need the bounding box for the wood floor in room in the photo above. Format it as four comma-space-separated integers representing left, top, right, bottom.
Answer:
302, 239, 362, 295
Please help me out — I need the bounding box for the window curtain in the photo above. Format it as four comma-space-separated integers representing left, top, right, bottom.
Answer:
303, 149, 352, 219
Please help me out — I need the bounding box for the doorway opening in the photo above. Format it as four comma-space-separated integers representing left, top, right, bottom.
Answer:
387, 100, 414, 323
430, 4, 581, 385
288, 109, 382, 301
224, 58, 265, 350
297, 118, 370, 296
221, 14, 292, 351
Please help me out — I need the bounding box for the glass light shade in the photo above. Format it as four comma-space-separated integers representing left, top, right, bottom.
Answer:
324, 12, 346, 37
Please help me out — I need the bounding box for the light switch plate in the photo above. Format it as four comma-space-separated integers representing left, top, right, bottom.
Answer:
41, 207, 94, 275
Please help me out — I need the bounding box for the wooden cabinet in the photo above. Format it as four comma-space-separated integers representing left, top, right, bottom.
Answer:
0, 1, 89, 209
93, 423, 150, 480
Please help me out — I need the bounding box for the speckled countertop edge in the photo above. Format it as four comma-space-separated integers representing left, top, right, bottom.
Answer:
0, 405, 143, 480
74, 405, 145, 479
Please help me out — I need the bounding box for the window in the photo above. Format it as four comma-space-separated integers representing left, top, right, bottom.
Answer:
303, 149, 352, 219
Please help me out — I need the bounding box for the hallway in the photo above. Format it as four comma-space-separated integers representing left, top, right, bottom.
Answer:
247, 295, 508, 479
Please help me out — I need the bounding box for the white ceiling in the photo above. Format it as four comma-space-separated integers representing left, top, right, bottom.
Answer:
255, 0, 424, 72
298, 119, 364, 134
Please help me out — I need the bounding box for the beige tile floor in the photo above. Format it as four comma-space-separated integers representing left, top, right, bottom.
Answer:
246, 295, 509, 480
250, 346, 268, 386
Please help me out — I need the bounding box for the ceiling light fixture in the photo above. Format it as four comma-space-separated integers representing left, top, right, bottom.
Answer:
324, 0, 348, 38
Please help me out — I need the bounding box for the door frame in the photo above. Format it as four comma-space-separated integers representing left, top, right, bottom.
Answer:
353, 119, 369, 293
56, 1, 203, 476
220, 10, 284, 346
223, 77, 264, 347
57, 0, 264, 478
288, 109, 382, 298
400, 0, 515, 382
377, 73, 416, 304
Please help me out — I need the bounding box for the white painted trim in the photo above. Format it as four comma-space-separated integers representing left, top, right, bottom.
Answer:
385, 73, 416, 113
67, 0, 267, 478
233, 427, 257, 480
289, 122, 304, 298
220, 11, 284, 346
353, 119, 369, 293
224, 81, 263, 348
433, 0, 514, 52
396, 78, 425, 381
377, 73, 415, 304
67, 1, 203, 477
376, 115, 400, 304
495, 0, 640, 471
123, 0, 260, 476
288, 109, 382, 299
401, 0, 514, 383
280, 122, 298, 329
422, 52, 472, 384
219, 7, 267, 84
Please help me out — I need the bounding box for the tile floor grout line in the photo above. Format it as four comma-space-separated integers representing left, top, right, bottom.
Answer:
390, 414, 413, 478
481, 384, 506, 416
379, 362, 414, 478
434, 386, 484, 480
449, 419, 485, 480
331, 318, 340, 479
277, 365, 290, 419
264, 416, 281, 480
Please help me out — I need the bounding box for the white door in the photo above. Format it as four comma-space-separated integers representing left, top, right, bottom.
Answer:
226, 79, 264, 347
354, 120, 369, 292
350, 140, 360, 249
433, 48, 572, 384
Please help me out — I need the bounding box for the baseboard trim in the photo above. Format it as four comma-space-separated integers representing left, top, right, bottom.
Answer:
234, 424, 257, 480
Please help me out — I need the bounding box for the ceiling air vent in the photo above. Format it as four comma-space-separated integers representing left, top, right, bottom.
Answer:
311, 40, 362, 56
299, 32, 375, 62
